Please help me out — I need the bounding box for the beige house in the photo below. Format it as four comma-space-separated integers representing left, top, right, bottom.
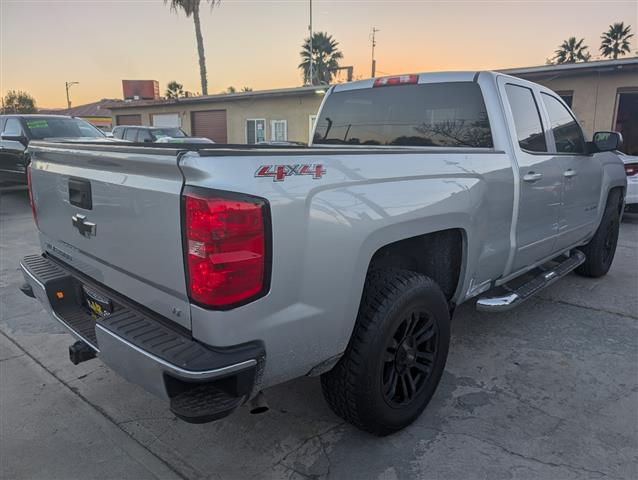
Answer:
108, 85, 326, 145
108, 57, 637, 152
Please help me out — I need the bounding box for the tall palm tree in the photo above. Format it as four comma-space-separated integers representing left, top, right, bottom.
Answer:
600, 22, 634, 59
165, 0, 220, 96
554, 37, 591, 64
299, 32, 343, 85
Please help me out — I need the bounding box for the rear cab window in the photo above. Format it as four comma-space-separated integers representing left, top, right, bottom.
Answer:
313, 82, 493, 148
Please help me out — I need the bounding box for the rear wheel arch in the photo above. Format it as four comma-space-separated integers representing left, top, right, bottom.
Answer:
366, 228, 466, 302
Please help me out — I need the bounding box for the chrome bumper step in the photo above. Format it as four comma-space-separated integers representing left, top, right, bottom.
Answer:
476, 250, 586, 313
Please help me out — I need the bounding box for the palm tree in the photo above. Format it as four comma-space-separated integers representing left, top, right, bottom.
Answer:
600, 22, 634, 59
165, 81, 184, 99
165, 0, 220, 96
299, 32, 343, 85
554, 37, 591, 64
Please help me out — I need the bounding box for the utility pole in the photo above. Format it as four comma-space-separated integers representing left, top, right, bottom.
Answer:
65, 81, 79, 109
308, 0, 313, 85
371, 27, 380, 78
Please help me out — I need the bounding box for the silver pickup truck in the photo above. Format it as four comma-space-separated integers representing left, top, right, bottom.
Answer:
21, 72, 626, 435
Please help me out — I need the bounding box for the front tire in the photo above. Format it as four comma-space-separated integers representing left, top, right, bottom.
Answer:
320, 269, 450, 436
576, 190, 622, 278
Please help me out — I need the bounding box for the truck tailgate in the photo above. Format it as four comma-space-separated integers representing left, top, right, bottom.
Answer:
28, 143, 191, 329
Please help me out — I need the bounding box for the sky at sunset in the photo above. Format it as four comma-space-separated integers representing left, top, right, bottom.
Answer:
1, 0, 637, 108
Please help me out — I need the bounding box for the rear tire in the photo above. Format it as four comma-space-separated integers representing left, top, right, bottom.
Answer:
576, 190, 622, 278
320, 269, 450, 436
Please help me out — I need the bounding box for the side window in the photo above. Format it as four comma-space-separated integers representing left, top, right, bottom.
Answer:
123, 128, 138, 142
541, 93, 586, 154
112, 127, 124, 139
505, 84, 547, 153
137, 129, 153, 142
3, 118, 24, 136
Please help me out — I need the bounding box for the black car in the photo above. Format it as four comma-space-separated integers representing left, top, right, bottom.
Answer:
0, 115, 106, 184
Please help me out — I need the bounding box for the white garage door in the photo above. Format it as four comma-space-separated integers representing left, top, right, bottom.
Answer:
152, 113, 180, 128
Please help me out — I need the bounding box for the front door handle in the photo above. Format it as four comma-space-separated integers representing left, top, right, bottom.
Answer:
564, 169, 577, 178
523, 172, 543, 183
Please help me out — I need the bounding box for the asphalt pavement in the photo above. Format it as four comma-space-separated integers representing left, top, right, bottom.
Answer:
1, 186, 636, 480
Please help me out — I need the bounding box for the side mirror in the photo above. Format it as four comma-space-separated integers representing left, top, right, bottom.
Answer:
1, 134, 28, 147
591, 131, 623, 152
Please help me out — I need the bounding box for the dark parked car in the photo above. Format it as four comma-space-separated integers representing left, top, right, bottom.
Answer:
112, 125, 214, 144
0, 115, 105, 184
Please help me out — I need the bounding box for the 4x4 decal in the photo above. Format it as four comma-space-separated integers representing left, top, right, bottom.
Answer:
255, 164, 326, 182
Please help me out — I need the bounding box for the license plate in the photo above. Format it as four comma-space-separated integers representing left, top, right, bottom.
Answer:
83, 286, 112, 318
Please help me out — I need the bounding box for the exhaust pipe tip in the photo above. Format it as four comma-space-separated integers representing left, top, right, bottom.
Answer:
249, 391, 269, 415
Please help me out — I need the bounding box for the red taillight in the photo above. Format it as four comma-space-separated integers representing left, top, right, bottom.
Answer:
183, 190, 268, 308
373, 74, 418, 87
27, 165, 38, 228
624, 163, 638, 177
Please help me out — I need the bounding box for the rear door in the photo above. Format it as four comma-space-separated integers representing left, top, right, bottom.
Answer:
499, 78, 563, 271
28, 143, 191, 329
539, 92, 603, 248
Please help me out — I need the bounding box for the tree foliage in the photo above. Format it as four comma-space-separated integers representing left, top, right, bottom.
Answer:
600, 22, 633, 59
165, 81, 185, 99
299, 32, 343, 85
554, 37, 591, 64
1, 90, 37, 114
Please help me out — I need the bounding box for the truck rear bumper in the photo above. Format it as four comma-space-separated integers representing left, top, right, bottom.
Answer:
20, 254, 264, 423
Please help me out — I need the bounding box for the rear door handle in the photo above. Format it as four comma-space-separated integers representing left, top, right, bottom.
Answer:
563, 169, 577, 178
523, 172, 543, 183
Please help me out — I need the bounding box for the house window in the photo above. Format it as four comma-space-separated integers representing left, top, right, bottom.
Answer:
556, 91, 574, 108
271, 120, 287, 142
246, 119, 266, 144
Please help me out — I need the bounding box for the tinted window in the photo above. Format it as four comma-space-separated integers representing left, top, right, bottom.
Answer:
23, 117, 104, 140
3, 118, 24, 136
151, 128, 186, 138
541, 93, 586, 154
313, 82, 493, 148
505, 84, 547, 153
137, 129, 153, 142
123, 128, 138, 141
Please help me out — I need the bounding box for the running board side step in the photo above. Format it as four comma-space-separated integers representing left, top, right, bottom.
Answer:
476, 250, 586, 313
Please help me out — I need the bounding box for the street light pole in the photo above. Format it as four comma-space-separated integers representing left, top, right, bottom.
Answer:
308, 0, 313, 85
371, 27, 380, 78
65, 81, 79, 109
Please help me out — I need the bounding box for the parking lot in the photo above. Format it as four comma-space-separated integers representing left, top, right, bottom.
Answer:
1, 185, 637, 479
